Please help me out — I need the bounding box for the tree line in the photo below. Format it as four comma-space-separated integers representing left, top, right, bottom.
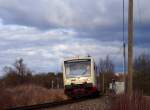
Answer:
0, 54, 150, 95
133, 54, 150, 95
0, 58, 64, 89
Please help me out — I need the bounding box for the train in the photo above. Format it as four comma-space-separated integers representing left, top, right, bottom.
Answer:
62, 56, 100, 98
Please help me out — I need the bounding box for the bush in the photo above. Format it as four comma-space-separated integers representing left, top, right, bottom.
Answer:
109, 92, 150, 110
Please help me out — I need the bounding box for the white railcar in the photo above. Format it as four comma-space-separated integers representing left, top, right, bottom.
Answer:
62, 56, 99, 97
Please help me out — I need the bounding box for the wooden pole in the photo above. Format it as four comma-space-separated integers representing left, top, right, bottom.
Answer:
128, 0, 133, 95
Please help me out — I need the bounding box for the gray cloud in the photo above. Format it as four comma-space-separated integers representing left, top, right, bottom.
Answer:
0, 22, 125, 75
0, 0, 150, 75
0, 0, 127, 29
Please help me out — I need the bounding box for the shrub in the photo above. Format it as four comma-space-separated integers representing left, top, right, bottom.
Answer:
109, 92, 150, 110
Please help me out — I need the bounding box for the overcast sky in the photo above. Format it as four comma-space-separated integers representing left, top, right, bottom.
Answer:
0, 0, 150, 75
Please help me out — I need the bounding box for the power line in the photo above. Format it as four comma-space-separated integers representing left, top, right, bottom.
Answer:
122, 0, 126, 93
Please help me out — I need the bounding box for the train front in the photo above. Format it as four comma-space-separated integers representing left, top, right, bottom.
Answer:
63, 57, 98, 98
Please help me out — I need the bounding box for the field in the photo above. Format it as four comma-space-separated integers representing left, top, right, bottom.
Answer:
0, 84, 68, 109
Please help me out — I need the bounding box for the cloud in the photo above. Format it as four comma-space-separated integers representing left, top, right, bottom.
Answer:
0, 22, 149, 75
0, 0, 128, 29
0, 21, 125, 75
0, 23, 76, 41
0, 0, 150, 75
0, 40, 123, 74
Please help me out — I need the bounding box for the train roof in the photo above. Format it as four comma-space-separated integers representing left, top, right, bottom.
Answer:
63, 56, 93, 62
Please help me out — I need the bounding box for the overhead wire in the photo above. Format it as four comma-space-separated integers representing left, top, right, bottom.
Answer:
122, 0, 126, 74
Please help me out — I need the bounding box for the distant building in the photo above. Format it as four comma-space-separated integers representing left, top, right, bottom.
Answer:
109, 72, 125, 94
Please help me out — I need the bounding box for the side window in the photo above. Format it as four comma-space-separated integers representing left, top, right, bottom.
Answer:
94, 63, 96, 72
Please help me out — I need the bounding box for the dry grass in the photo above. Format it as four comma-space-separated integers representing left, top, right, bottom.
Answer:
0, 84, 68, 109
1, 85, 149, 110
0, 88, 14, 109
109, 92, 150, 110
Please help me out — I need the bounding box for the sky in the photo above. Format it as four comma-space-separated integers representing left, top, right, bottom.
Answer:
0, 0, 150, 76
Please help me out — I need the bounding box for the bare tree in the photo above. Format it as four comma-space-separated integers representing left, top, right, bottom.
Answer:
3, 58, 32, 86
133, 53, 150, 95
14, 58, 25, 76
98, 56, 114, 74
97, 55, 115, 93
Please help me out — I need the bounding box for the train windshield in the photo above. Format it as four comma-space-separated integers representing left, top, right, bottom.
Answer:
64, 59, 91, 78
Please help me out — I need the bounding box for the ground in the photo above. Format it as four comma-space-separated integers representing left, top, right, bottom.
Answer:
48, 96, 109, 110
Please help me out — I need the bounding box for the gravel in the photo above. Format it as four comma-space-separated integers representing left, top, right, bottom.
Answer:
48, 96, 109, 110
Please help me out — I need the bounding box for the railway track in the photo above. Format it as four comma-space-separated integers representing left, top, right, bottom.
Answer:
5, 96, 98, 110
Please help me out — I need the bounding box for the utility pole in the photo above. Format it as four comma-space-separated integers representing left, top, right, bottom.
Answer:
128, 0, 133, 95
